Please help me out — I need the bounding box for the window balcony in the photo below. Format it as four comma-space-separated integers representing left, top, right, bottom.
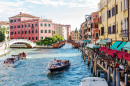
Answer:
119, 30, 128, 39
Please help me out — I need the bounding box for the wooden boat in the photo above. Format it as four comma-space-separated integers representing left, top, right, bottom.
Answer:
79, 77, 108, 86
47, 60, 71, 72
3, 57, 20, 67
18, 52, 27, 60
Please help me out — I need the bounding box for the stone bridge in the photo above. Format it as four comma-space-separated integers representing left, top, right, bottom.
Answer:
52, 40, 79, 48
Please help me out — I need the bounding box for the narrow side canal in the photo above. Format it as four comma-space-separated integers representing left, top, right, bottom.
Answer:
0, 43, 107, 86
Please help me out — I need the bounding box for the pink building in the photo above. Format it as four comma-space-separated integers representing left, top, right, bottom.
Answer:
9, 12, 55, 42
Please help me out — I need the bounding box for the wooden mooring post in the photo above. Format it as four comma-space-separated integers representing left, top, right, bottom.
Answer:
107, 66, 110, 86
91, 53, 94, 73
116, 68, 120, 86
112, 69, 116, 86
88, 52, 90, 66
94, 55, 97, 77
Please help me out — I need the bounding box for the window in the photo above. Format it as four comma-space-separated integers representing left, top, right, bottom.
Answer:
95, 23, 98, 28
112, 7, 115, 16
29, 30, 30, 34
32, 37, 34, 40
41, 23, 43, 26
49, 30, 51, 33
22, 25, 24, 28
32, 30, 34, 33
14, 26, 16, 28
25, 25, 27, 28
35, 29, 38, 33
95, 15, 98, 18
107, 9, 111, 18
36, 37, 38, 40
25, 37, 27, 39
96, 33, 98, 38
10, 20, 13, 23
28, 24, 30, 27
17, 19, 20, 22
25, 31, 27, 34
32, 24, 34, 29
45, 23, 47, 27
10, 26, 13, 29
17, 25, 20, 28
108, 26, 111, 34
11, 38, 13, 39
18, 37, 21, 39
11, 31, 13, 35
48, 24, 51, 27
101, 27, 104, 35
41, 36, 43, 39
112, 25, 116, 34
121, 2, 122, 11
15, 31, 16, 34
22, 37, 24, 39
18, 31, 20, 34
14, 19, 16, 22
41, 30, 43, 33
116, 4, 118, 14
91, 23, 93, 28
45, 29, 47, 33
35, 23, 37, 26
99, 30, 100, 36
22, 31, 24, 34
29, 37, 31, 40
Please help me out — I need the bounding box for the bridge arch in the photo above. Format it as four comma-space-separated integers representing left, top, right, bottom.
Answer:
52, 40, 79, 48
0, 39, 36, 48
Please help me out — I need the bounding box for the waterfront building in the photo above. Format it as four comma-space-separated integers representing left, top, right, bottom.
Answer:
0, 21, 9, 41
70, 31, 79, 41
79, 21, 87, 41
54, 24, 71, 40
9, 12, 55, 42
98, 0, 130, 44
90, 12, 99, 44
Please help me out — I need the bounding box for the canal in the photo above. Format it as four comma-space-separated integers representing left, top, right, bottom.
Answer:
0, 43, 107, 86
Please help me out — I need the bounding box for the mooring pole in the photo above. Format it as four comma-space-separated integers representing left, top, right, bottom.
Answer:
112, 69, 116, 86
116, 68, 120, 86
107, 66, 110, 86
98, 71, 100, 77
91, 53, 93, 73
125, 74, 128, 86
88, 52, 90, 66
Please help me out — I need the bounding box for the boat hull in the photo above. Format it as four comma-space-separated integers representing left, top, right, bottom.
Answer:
3, 60, 20, 67
48, 63, 70, 72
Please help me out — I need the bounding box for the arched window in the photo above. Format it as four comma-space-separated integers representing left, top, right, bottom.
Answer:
35, 29, 38, 33
41, 23, 43, 26
49, 30, 51, 33
45, 23, 47, 27
48, 24, 51, 27
29, 30, 30, 34
45, 29, 47, 33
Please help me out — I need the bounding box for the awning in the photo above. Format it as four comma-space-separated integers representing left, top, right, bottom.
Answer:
123, 42, 130, 50
96, 39, 101, 44
110, 41, 122, 50
84, 40, 90, 44
116, 42, 127, 51
99, 39, 112, 45
86, 44, 99, 49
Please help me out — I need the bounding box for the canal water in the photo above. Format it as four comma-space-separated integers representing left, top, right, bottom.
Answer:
0, 43, 107, 86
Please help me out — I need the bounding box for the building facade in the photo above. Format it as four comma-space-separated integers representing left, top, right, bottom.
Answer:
90, 12, 99, 44
9, 12, 54, 42
71, 31, 79, 41
98, 0, 130, 44
54, 24, 71, 40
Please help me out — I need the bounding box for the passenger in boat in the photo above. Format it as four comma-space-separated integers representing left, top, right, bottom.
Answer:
52, 58, 58, 67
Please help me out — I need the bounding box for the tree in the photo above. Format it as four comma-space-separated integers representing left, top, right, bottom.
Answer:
52, 30, 55, 35
0, 31, 5, 42
52, 34, 64, 42
75, 27, 77, 33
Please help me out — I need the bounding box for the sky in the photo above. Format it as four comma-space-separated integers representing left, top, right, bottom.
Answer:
0, 0, 100, 31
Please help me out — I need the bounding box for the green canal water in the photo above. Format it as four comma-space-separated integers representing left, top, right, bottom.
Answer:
0, 43, 107, 86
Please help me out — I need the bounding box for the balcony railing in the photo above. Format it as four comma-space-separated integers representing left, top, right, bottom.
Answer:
119, 30, 128, 38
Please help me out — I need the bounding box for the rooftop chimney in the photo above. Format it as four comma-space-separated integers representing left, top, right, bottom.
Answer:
20, 12, 22, 15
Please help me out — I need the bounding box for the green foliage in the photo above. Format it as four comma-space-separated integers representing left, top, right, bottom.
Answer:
52, 30, 55, 35
0, 31, 5, 42
52, 34, 64, 42
75, 27, 77, 33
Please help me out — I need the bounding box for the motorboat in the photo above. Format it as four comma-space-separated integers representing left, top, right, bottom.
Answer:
79, 77, 108, 86
18, 52, 27, 60
47, 60, 71, 72
3, 57, 20, 67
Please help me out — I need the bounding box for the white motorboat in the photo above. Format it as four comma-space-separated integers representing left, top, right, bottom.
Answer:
79, 77, 108, 86
3, 57, 20, 67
